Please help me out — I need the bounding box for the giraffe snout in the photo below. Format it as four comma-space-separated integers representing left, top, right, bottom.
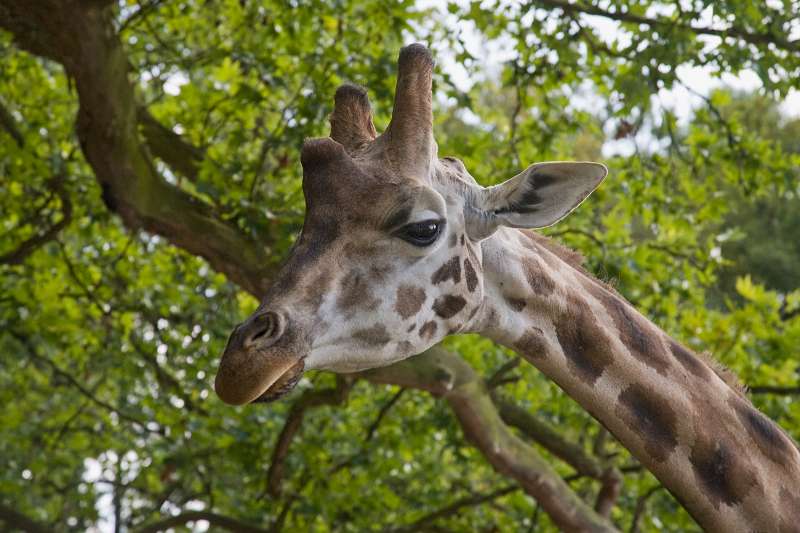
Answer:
215, 309, 308, 405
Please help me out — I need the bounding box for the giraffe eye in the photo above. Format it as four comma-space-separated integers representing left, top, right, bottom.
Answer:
398, 220, 443, 247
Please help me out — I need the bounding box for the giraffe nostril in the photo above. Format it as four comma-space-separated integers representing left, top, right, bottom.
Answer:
243, 311, 284, 348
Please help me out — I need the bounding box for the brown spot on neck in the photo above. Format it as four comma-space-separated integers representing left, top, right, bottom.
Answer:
395, 284, 426, 319
689, 437, 758, 510
584, 280, 671, 376
729, 395, 795, 466
514, 327, 547, 359
523, 260, 555, 296
668, 340, 710, 380
616, 384, 678, 463
431, 256, 461, 285
554, 293, 615, 386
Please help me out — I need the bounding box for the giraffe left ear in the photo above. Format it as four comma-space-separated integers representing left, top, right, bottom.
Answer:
466, 162, 607, 239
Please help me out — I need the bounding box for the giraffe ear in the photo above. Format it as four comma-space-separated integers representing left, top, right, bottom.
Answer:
466, 162, 607, 239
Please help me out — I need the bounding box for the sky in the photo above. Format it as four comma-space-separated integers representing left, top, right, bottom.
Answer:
419, 0, 800, 156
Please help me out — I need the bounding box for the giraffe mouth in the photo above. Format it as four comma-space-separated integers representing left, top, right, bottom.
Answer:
249, 358, 305, 403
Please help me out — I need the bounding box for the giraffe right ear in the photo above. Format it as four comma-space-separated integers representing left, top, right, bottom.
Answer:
466, 162, 607, 240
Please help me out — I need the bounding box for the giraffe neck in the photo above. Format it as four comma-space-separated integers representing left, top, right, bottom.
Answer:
473, 229, 800, 532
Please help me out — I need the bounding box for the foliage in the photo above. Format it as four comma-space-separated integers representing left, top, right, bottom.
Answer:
1, 1, 798, 531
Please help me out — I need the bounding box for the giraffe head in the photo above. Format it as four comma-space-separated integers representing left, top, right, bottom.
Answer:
215, 44, 607, 405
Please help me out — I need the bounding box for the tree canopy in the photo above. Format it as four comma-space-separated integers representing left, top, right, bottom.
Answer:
1, 1, 799, 531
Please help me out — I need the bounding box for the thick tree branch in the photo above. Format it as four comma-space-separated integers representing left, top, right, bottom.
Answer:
137, 108, 202, 182
134, 511, 267, 533
533, 0, 800, 52
492, 394, 605, 480
362, 348, 618, 533
0, 1, 275, 296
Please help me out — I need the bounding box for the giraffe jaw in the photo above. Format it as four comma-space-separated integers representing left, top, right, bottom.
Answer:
250, 358, 305, 403
215, 338, 308, 406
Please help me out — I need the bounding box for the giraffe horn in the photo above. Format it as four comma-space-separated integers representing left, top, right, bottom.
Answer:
383, 43, 435, 179
329, 84, 377, 152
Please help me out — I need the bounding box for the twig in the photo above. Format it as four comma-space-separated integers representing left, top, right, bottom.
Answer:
492, 394, 605, 479
533, 0, 800, 52
387, 485, 519, 533
8, 330, 160, 435
365, 388, 406, 442
0, 175, 72, 265
628, 485, 664, 533
594, 468, 622, 518
486, 356, 521, 389
134, 511, 267, 533
748, 385, 800, 396
0, 97, 24, 147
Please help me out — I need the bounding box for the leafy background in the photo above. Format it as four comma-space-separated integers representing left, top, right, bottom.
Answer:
1, 0, 799, 531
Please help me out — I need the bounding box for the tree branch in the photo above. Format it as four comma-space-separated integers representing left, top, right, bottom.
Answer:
594, 468, 622, 518
128, 333, 210, 416
387, 484, 519, 533
362, 348, 618, 533
486, 356, 521, 389
134, 511, 267, 533
492, 394, 606, 480
365, 388, 405, 442
265, 377, 352, 497
628, 486, 663, 533
0, 96, 24, 147
8, 329, 160, 435
137, 108, 203, 182
532, 0, 800, 52
748, 385, 800, 396
0, 1, 275, 296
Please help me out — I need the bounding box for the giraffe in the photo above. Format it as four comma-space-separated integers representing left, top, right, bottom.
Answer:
215, 44, 800, 531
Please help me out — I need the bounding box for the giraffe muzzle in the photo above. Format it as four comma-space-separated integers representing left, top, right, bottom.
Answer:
214, 310, 308, 405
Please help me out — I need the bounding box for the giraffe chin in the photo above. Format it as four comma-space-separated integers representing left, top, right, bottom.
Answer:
250, 359, 305, 403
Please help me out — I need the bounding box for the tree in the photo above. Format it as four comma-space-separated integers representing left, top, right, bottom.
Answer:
1, 1, 798, 531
